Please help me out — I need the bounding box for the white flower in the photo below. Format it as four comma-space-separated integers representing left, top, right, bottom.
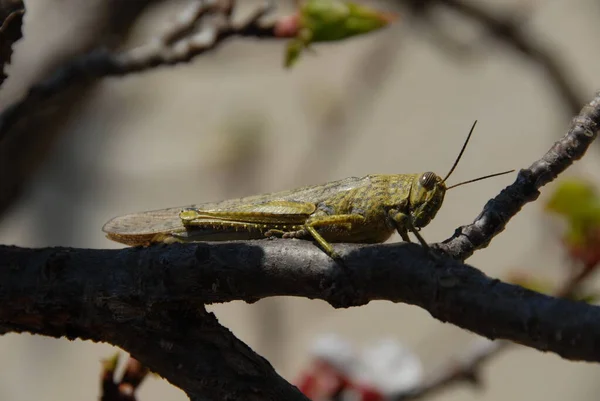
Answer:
309, 333, 358, 374
353, 338, 423, 396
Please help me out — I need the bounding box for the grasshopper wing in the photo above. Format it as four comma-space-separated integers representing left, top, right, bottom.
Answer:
182, 200, 316, 224
102, 205, 191, 246
103, 201, 317, 246
103, 176, 367, 247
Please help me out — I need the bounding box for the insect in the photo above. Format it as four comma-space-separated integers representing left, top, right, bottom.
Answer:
103, 121, 513, 259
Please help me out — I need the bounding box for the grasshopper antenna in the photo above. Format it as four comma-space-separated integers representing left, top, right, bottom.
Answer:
442, 120, 478, 183
447, 169, 515, 190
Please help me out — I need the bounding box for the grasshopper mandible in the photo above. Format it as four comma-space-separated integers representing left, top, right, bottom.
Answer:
103, 121, 513, 259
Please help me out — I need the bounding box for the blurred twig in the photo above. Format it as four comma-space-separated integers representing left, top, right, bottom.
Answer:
399, 0, 584, 116
0, 0, 278, 143
101, 354, 150, 401
0, 0, 24, 86
296, 20, 402, 183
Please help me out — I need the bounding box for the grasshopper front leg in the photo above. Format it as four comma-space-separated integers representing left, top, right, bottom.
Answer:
391, 210, 430, 250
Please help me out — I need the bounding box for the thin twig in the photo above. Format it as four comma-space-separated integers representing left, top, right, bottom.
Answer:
437, 92, 600, 260
101, 354, 149, 401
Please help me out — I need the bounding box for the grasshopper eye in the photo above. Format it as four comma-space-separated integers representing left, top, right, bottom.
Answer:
420, 172, 437, 190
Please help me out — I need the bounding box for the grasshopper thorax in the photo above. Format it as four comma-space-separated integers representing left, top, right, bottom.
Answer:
409, 171, 447, 228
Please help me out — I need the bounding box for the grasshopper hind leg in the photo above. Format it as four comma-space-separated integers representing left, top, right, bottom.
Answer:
304, 226, 341, 260
266, 213, 365, 261
269, 227, 341, 260
293, 214, 366, 261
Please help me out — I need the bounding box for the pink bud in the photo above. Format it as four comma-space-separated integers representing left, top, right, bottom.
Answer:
274, 14, 301, 38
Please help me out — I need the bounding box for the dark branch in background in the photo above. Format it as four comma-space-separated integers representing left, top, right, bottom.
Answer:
0, 0, 24, 86
437, 92, 600, 260
294, 21, 401, 182
0, 0, 277, 143
0, 0, 165, 220
399, 0, 584, 116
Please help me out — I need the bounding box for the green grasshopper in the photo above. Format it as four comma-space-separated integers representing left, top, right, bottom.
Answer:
103, 122, 513, 258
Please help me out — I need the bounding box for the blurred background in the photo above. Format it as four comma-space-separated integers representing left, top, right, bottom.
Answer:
1, 0, 600, 400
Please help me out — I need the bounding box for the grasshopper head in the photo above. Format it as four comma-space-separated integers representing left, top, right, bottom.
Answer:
404, 122, 514, 233
409, 172, 447, 228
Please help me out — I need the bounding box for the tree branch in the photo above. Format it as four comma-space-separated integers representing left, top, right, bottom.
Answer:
2, 240, 600, 367
0, 243, 310, 400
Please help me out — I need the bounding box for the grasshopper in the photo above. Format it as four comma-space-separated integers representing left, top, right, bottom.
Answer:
103, 122, 513, 258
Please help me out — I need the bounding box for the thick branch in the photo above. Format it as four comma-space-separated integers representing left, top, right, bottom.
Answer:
2, 241, 600, 366
0, 243, 308, 401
